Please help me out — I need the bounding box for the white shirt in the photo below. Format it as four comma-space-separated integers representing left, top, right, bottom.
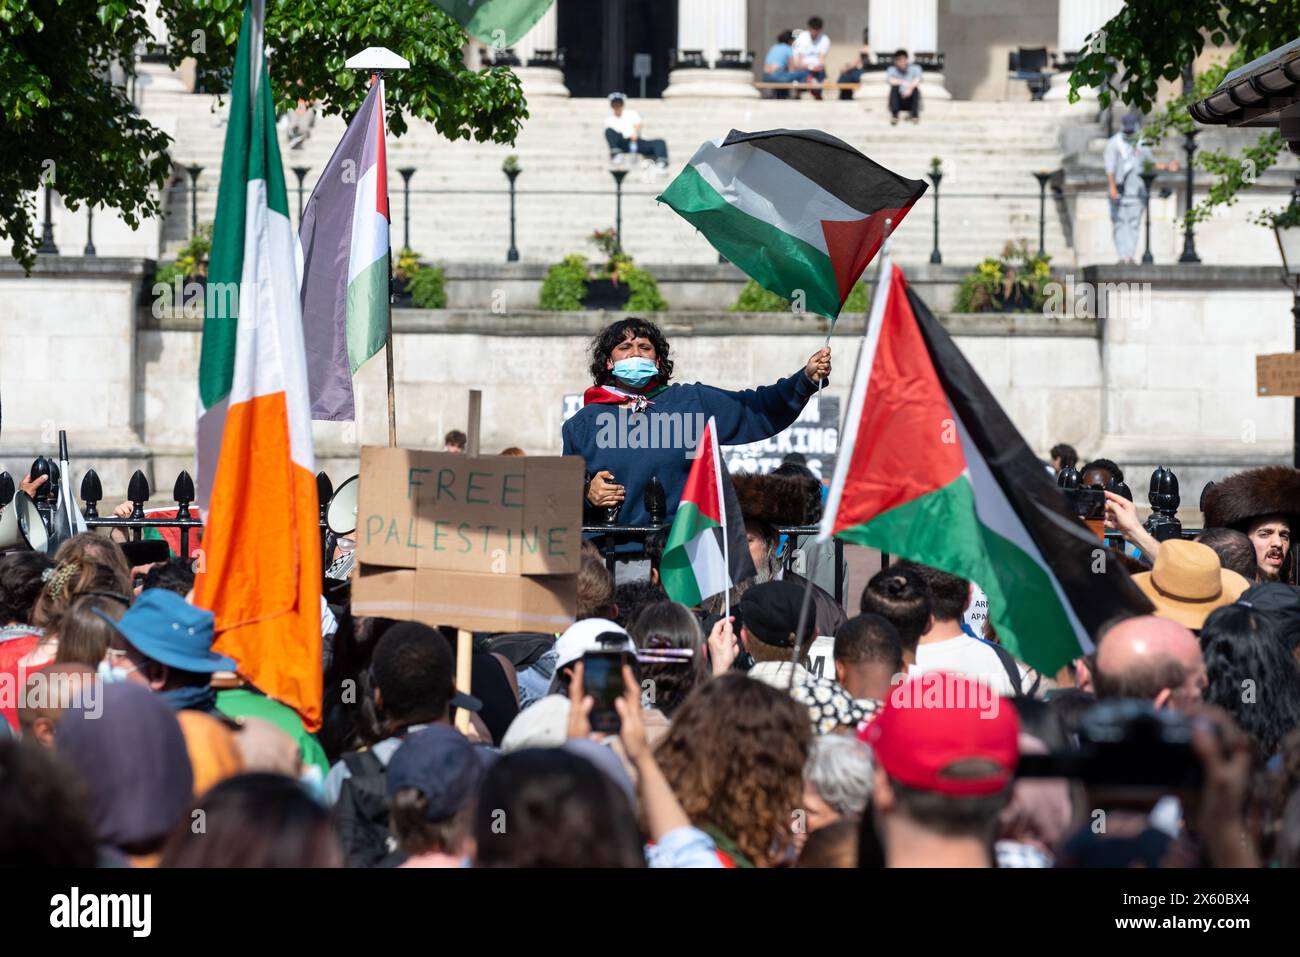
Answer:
605, 108, 642, 140
914, 634, 1028, 698
792, 31, 831, 70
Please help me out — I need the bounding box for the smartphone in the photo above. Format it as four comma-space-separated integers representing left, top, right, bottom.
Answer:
581, 651, 625, 734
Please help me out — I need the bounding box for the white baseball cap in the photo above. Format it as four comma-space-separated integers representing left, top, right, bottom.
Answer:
552, 617, 636, 670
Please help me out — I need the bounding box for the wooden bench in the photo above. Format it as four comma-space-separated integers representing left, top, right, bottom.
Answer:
753, 81, 860, 98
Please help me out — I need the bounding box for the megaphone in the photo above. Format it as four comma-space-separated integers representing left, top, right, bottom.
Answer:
326, 474, 359, 535
0, 491, 50, 553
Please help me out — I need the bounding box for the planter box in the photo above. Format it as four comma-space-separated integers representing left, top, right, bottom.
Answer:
581, 278, 631, 310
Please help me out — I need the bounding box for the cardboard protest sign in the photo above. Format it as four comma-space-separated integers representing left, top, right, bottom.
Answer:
351, 447, 583, 633
1257, 352, 1300, 397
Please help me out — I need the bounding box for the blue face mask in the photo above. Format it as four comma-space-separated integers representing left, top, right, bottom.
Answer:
611, 357, 658, 388
97, 660, 131, 684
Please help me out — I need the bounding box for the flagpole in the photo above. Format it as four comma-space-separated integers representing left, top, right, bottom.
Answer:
710, 417, 730, 622
788, 217, 895, 692
378, 71, 398, 448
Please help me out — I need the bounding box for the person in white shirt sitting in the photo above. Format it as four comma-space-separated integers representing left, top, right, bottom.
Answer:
603, 92, 668, 171
792, 16, 831, 99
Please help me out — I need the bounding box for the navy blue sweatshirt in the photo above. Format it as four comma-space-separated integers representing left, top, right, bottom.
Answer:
562, 368, 823, 531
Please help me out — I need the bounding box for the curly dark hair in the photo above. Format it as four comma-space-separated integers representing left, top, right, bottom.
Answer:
0, 551, 55, 625
588, 317, 674, 387
1200, 604, 1300, 757
655, 673, 811, 867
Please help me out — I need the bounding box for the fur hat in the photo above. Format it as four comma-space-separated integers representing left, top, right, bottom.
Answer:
732, 472, 818, 529
1201, 466, 1300, 532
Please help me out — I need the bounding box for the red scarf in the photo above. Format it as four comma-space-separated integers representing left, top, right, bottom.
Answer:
582, 380, 668, 406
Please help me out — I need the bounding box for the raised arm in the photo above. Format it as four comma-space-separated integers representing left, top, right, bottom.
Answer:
697, 348, 830, 446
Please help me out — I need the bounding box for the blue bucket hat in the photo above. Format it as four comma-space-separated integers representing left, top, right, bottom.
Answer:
96, 589, 235, 673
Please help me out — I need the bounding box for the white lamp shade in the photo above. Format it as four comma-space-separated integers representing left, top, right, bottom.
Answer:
1276, 222, 1300, 277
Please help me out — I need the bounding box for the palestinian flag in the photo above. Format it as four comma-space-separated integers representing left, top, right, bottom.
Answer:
296, 76, 390, 421
431, 0, 556, 46
660, 417, 756, 607
194, 0, 323, 730
820, 259, 1152, 676
657, 129, 926, 319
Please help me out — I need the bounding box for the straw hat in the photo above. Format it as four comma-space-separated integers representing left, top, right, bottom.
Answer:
1131, 539, 1250, 630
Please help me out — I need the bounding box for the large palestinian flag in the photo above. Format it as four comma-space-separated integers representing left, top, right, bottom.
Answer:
431, 0, 556, 46
297, 77, 390, 421
194, 0, 323, 730
660, 418, 756, 607
657, 129, 926, 319
820, 259, 1151, 675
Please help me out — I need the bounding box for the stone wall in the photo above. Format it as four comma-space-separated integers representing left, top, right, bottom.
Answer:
1, 258, 1293, 527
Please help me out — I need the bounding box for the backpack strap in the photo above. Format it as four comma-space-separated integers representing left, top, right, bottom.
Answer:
984, 640, 1036, 699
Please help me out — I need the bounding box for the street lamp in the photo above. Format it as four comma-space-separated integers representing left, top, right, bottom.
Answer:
1273, 176, 1300, 468
1033, 170, 1053, 258
1139, 169, 1156, 265
83, 204, 96, 257
610, 167, 628, 253
398, 167, 416, 251
37, 183, 58, 255
1178, 66, 1201, 263
292, 166, 311, 229
928, 166, 943, 264
503, 160, 521, 262
186, 164, 204, 237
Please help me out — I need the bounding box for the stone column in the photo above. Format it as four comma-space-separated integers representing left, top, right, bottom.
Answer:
511, 4, 569, 97
863, 0, 950, 99
1043, 0, 1124, 101
664, 0, 758, 99
134, 0, 189, 102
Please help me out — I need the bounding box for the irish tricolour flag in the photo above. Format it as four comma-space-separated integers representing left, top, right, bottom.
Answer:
297, 77, 390, 421
194, 0, 323, 730
658, 129, 926, 319
660, 418, 756, 607
820, 258, 1151, 675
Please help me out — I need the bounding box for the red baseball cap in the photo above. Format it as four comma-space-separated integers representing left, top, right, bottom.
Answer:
859, 672, 1020, 797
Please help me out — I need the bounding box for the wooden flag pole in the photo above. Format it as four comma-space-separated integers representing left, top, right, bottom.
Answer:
455, 629, 473, 733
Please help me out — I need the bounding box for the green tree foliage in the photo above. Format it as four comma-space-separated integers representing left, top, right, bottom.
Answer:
1069, 1, 1299, 223
1, 0, 528, 271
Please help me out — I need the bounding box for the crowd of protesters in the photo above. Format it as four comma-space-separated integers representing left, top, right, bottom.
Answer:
1, 441, 1298, 869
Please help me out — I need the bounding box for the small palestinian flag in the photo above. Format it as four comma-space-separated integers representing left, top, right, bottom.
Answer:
820, 259, 1152, 676
660, 417, 756, 607
657, 129, 926, 319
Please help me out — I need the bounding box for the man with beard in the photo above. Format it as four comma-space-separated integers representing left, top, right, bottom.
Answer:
1202, 466, 1300, 583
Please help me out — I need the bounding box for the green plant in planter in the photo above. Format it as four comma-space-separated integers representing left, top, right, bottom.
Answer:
393, 246, 422, 283
953, 240, 1056, 313
730, 278, 869, 314
406, 263, 447, 309
155, 224, 213, 288
503, 153, 520, 174
539, 254, 589, 310
538, 232, 668, 311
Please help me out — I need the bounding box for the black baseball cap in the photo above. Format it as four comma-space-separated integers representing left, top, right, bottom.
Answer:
1239, 583, 1300, 652
737, 580, 814, 648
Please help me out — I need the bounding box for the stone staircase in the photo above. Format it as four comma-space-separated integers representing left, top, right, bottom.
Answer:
150, 90, 1097, 271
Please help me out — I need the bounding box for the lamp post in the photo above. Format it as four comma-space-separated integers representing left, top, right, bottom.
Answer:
928, 168, 943, 264
398, 167, 416, 251
1033, 170, 1053, 258
1178, 66, 1201, 263
1274, 175, 1300, 468
292, 166, 310, 229
1139, 169, 1156, 265
37, 183, 58, 255
186, 164, 204, 237
503, 162, 520, 262
610, 167, 628, 253
83, 204, 96, 257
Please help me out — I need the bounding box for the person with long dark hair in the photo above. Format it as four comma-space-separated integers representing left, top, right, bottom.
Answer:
563, 317, 830, 536
160, 773, 342, 867
1199, 603, 1300, 759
